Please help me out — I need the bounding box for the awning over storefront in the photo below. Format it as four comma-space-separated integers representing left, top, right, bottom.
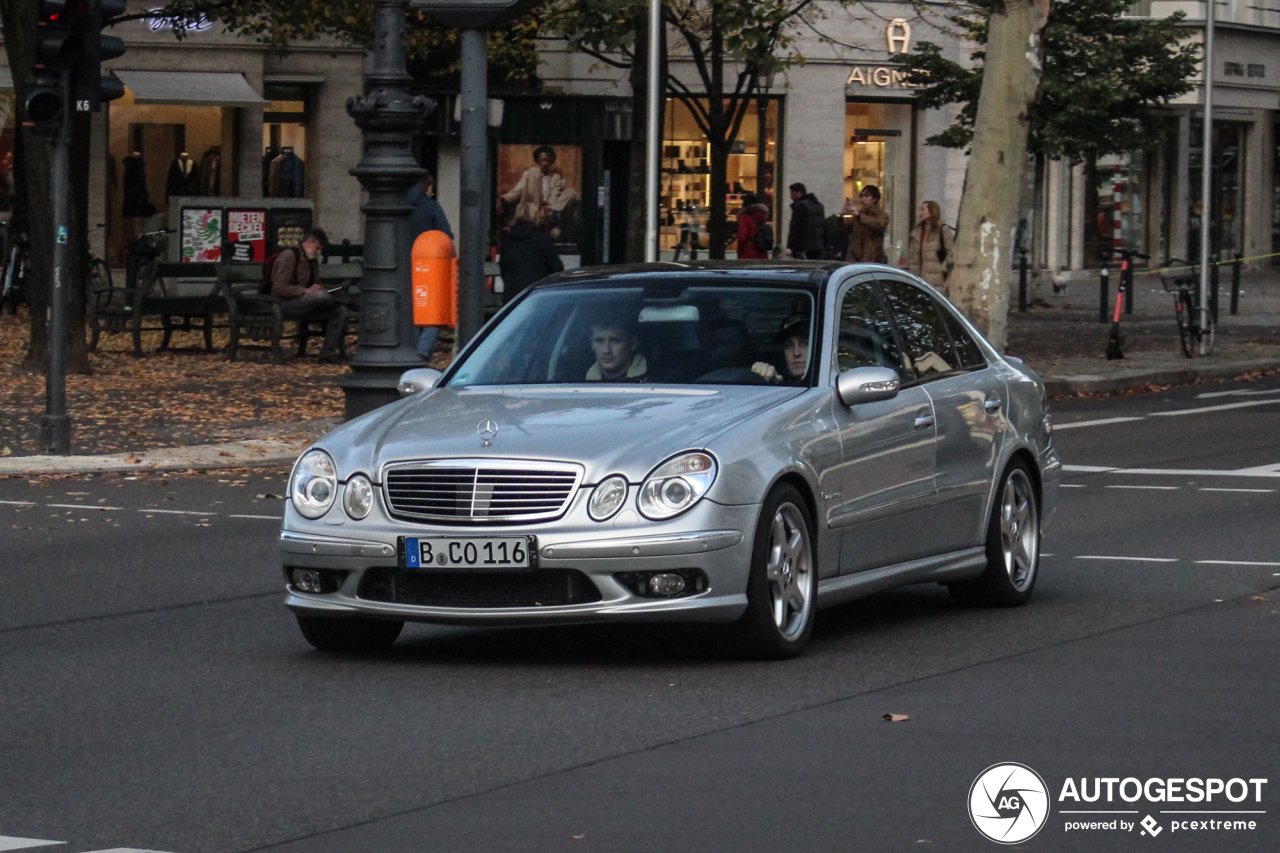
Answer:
113, 70, 267, 107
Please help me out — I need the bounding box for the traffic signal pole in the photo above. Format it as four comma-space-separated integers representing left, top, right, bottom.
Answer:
40, 66, 72, 454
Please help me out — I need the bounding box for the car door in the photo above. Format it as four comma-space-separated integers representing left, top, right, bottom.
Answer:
829, 277, 939, 573
878, 277, 1006, 554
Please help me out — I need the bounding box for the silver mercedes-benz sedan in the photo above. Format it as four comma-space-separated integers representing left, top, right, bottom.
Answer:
281, 261, 1060, 658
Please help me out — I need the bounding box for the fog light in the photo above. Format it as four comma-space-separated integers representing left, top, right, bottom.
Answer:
292, 568, 324, 593
648, 573, 687, 596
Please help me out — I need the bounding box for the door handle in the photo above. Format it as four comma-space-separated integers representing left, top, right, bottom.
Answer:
984, 397, 1002, 414
914, 413, 935, 429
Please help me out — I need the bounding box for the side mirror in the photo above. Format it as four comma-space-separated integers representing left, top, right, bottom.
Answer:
398, 367, 443, 397
836, 366, 900, 407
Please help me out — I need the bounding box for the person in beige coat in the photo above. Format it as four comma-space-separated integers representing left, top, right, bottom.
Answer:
907, 200, 955, 297
842, 185, 889, 263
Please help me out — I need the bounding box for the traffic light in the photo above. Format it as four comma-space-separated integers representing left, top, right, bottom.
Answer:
23, 1, 72, 131
72, 0, 127, 112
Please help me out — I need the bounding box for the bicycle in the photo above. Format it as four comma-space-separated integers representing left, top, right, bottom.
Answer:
1160, 258, 1215, 358
2, 225, 30, 315
87, 223, 113, 299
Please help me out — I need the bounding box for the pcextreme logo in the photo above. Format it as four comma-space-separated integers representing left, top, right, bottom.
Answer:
969, 763, 1051, 844
969, 764, 1269, 843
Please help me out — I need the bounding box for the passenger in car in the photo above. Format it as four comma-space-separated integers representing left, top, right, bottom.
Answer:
752, 313, 810, 384
585, 313, 650, 381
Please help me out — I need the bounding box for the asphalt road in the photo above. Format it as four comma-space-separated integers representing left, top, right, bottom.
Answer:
1, 374, 1278, 853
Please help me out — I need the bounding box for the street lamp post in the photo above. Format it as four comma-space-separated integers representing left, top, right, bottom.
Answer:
343, 0, 432, 419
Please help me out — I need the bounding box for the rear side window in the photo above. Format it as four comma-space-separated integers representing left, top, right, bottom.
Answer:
938, 304, 987, 369
877, 279, 958, 380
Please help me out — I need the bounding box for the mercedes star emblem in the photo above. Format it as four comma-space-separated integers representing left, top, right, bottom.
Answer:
477, 419, 498, 446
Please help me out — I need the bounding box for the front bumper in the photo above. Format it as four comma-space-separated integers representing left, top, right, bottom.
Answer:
281, 489, 759, 626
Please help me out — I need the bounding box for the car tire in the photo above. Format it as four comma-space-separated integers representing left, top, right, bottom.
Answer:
296, 615, 404, 652
949, 460, 1040, 608
733, 483, 817, 659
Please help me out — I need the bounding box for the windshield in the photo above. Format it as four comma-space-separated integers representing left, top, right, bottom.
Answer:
446, 284, 817, 388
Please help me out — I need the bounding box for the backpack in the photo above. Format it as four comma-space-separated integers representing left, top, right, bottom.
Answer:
752, 221, 775, 252
259, 247, 300, 294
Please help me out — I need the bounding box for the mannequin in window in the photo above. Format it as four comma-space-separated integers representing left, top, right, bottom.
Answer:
122, 150, 156, 217
166, 151, 201, 198
268, 146, 306, 197
262, 146, 278, 196
200, 146, 221, 196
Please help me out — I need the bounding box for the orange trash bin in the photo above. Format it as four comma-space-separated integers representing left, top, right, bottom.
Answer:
412, 230, 458, 327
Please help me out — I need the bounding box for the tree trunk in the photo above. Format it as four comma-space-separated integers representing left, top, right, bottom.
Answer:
948, 0, 1050, 351
2, 0, 92, 374
707, 135, 730, 259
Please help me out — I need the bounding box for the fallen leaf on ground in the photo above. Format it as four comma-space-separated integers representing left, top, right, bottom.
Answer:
1, 446, 10, 456
883, 713, 909, 722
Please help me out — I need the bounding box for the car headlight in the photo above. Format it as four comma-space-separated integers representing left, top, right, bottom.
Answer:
343, 474, 374, 520
588, 475, 628, 521
638, 451, 717, 520
290, 449, 337, 519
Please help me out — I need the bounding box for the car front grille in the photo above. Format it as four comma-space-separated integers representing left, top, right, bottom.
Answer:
383, 461, 582, 524
358, 568, 602, 608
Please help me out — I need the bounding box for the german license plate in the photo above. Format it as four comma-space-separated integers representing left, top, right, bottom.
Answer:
399, 536, 534, 571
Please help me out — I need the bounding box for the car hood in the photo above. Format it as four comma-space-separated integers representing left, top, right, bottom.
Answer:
324, 385, 805, 483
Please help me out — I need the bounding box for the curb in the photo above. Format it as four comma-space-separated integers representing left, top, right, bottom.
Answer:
1040, 357, 1280, 398
0, 437, 311, 477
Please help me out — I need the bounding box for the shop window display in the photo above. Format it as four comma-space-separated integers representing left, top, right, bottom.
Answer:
1085, 150, 1148, 262
263, 85, 309, 198
0, 94, 15, 214
107, 86, 237, 264
1188, 120, 1244, 261
658, 97, 779, 257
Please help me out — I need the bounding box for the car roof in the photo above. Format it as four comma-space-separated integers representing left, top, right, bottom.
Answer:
536, 260, 849, 290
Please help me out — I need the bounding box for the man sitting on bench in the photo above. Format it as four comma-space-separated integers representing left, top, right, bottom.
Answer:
271, 227, 345, 363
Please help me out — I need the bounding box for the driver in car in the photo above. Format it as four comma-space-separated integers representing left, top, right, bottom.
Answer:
586, 312, 649, 382
752, 313, 810, 384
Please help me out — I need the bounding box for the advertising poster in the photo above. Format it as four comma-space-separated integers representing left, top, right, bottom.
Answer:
225, 209, 268, 263
180, 207, 222, 262
496, 144, 583, 252
268, 207, 313, 255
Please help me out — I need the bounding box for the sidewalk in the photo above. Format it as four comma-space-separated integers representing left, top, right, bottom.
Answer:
3, 270, 1279, 476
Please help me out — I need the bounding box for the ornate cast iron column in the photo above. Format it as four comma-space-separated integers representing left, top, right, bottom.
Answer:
343, 0, 433, 419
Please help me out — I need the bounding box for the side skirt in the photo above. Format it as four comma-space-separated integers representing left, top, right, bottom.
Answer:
815, 547, 987, 609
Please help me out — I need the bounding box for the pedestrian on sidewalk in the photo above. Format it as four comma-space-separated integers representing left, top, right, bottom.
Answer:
907, 200, 955, 297
498, 202, 564, 304
408, 173, 453, 359
786, 183, 825, 260
271, 227, 345, 363
842, 185, 889, 264
736, 194, 772, 260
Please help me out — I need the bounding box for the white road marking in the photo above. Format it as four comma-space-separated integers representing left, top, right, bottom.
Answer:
1052, 417, 1144, 431
228, 514, 279, 520
1105, 485, 1179, 490
1149, 398, 1280, 417
81, 849, 178, 853
0, 500, 38, 506
137, 509, 217, 516
1199, 487, 1275, 493
1197, 388, 1280, 399
1196, 560, 1280, 567
0, 839, 64, 852
1075, 555, 1178, 563
1060, 483, 1086, 488
1062, 464, 1280, 479
44, 503, 122, 511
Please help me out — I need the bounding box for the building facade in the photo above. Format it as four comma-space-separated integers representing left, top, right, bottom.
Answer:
1, 5, 366, 265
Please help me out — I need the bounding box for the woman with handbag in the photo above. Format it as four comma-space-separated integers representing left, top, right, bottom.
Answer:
907, 200, 955, 297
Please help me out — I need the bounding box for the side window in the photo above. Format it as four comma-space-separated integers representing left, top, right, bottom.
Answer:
836, 281, 909, 382
878, 279, 959, 380
939, 304, 987, 369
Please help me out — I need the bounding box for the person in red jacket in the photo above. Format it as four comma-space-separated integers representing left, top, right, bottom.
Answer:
736, 195, 772, 260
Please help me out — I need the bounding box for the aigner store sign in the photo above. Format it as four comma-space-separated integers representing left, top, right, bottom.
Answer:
845, 18, 923, 98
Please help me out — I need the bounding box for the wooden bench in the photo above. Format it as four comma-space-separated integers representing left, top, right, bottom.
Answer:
88, 262, 221, 357
217, 262, 362, 363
